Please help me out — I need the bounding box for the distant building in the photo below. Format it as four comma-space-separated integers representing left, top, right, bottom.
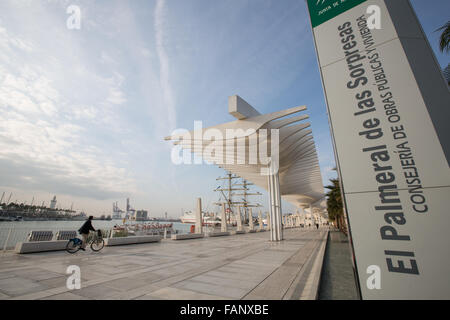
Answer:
50, 196, 57, 209
136, 210, 148, 221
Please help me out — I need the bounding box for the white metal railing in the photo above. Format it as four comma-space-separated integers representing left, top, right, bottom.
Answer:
1, 227, 40, 251
0, 227, 111, 252
0, 223, 189, 252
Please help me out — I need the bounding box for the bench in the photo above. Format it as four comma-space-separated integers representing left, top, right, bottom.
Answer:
207, 231, 230, 237
171, 233, 204, 240
55, 230, 77, 240
104, 235, 162, 246
15, 241, 68, 254
27, 231, 53, 242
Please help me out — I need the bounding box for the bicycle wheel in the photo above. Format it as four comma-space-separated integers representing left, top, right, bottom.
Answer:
66, 239, 81, 254
90, 238, 105, 251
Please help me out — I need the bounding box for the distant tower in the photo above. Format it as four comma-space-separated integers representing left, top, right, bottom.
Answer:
165, 212, 168, 220
50, 196, 57, 209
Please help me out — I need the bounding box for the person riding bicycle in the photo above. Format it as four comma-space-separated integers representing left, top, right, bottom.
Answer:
78, 216, 96, 251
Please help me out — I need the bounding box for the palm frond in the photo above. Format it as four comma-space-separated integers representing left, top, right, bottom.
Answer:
436, 21, 450, 53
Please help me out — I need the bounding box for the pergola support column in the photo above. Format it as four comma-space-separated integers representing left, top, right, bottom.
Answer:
268, 170, 283, 242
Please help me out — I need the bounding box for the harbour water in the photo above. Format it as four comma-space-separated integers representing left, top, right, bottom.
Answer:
0, 220, 192, 250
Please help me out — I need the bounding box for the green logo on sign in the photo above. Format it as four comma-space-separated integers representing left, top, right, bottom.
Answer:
307, 0, 367, 28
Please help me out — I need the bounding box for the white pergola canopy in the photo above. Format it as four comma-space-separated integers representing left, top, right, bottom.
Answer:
165, 95, 324, 208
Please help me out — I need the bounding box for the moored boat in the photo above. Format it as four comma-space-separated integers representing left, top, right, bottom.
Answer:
113, 222, 176, 237
180, 211, 218, 226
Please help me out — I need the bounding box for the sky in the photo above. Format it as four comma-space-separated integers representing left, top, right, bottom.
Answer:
0, 0, 448, 217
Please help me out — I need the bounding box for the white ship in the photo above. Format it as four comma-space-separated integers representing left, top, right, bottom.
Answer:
180, 211, 218, 226
180, 211, 195, 223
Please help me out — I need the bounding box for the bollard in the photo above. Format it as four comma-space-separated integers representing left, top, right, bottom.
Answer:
221, 203, 228, 232
248, 208, 254, 231
195, 198, 203, 234
258, 211, 263, 231
236, 206, 243, 232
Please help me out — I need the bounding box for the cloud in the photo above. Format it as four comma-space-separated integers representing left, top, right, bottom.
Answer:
0, 0, 342, 215
155, 0, 177, 131
0, 156, 127, 200
0, 14, 137, 202
0, 25, 33, 53
99, 51, 116, 65
0, 68, 59, 116
70, 105, 97, 120
140, 47, 152, 58
107, 87, 126, 105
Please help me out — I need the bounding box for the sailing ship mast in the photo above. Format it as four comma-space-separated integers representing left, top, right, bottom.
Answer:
232, 180, 262, 223
214, 172, 261, 223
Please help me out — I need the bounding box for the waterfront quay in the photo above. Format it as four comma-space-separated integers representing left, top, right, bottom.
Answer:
0, 228, 327, 300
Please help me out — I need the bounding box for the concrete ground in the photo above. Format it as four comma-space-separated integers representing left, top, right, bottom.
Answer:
318, 230, 359, 300
0, 228, 327, 300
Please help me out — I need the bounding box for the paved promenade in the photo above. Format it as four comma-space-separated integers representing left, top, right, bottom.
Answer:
0, 228, 327, 300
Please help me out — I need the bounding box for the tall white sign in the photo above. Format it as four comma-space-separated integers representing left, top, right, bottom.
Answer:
307, 0, 450, 299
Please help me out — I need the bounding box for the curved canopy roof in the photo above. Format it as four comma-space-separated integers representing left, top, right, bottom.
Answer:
165, 96, 324, 207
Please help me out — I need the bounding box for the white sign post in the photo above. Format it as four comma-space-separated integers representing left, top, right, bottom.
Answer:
307, 0, 450, 299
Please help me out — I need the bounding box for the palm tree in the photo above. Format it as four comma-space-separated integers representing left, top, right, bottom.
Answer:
325, 170, 346, 233
443, 64, 450, 85
436, 21, 450, 53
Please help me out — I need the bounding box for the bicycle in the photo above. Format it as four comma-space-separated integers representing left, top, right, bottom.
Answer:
66, 230, 105, 253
